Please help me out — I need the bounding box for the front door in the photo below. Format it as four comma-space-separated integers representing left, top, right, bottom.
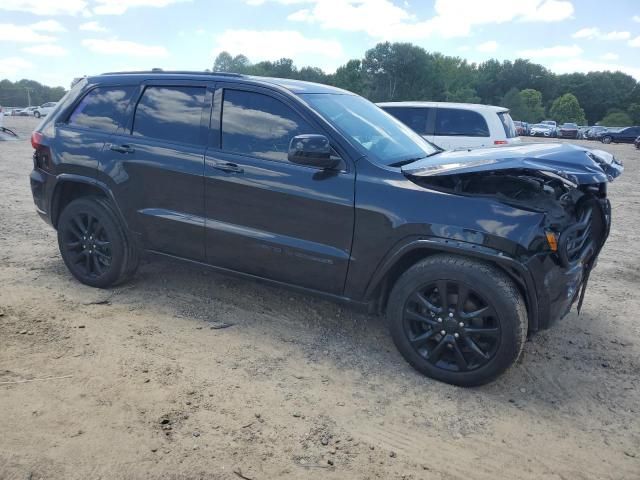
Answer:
204, 84, 355, 295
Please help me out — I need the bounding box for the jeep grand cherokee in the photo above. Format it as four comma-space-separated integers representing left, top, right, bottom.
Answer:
29, 71, 623, 386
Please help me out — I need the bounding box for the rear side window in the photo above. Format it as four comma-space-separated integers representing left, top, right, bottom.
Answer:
435, 108, 489, 137
133, 86, 206, 145
382, 107, 430, 135
221, 89, 317, 162
498, 112, 517, 138
68, 86, 135, 132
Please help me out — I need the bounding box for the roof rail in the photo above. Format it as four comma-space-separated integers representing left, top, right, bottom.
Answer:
99, 70, 244, 77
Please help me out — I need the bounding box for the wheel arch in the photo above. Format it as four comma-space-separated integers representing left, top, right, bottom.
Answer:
365, 238, 539, 332
51, 175, 126, 230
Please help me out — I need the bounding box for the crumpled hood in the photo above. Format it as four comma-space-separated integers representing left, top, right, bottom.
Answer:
402, 142, 623, 185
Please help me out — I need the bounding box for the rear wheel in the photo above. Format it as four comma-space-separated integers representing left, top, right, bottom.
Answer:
387, 255, 527, 387
601, 135, 612, 144
34, 111, 41, 118
57, 196, 138, 288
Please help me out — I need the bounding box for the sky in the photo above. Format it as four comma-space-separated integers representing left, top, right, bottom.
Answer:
1, 0, 640, 88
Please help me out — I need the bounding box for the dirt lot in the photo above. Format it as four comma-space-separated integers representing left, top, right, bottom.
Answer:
1, 116, 638, 480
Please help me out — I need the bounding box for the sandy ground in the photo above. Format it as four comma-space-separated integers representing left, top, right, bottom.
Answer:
0, 116, 639, 480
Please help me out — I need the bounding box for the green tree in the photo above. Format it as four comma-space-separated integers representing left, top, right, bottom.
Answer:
519, 89, 545, 122
599, 110, 633, 126
549, 93, 587, 124
213, 52, 250, 73
500, 88, 526, 119
627, 103, 640, 124
331, 59, 365, 95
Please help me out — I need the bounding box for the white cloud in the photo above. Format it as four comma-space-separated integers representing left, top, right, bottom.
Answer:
79, 21, 108, 32
31, 20, 67, 32
549, 58, 640, 80
82, 38, 169, 57
572, 27, 630, 40
270, 0, 574, 40
23, 44, 69, 57
630, 36, 640, 48
600, 52, 619, 61
0, 0, 87, 15
633, 15, 640, 23
518, 44, 582, 58
93, 0, 190, 15
0, 23, 57, 43
213, 30, 344, 71
0, 57, 34, 79
477, 40, 498, 53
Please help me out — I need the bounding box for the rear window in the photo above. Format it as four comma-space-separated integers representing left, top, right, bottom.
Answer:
381, 107, 430, 135
68, 86, 135, 132
132, 86, 206, 145
435, 108, 489, 137
498, 111, 517, 138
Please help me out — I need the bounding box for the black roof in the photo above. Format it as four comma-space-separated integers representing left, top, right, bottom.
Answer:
91, 70, 352, 95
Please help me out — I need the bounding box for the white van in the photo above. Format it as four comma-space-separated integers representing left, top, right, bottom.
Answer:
378, 101, 521, 150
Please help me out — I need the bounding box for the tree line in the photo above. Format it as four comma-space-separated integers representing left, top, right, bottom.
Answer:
213, 42, 640, 126
0, 79, 66, 109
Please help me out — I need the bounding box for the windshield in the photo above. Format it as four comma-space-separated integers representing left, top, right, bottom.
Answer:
299, 93, 439, 166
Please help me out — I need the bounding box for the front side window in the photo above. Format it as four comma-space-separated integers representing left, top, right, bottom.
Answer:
221, 89, 317, 162
382, 107, 430, 135
435, 108, 490, 137
68, 86, 135, 132
132, 86, 206, 145
300, 93, 439, 167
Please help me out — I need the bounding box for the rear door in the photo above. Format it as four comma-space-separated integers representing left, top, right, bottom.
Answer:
103, 81, 209, 261
621, 127, 640, 142
203, 83, 355, 295
433, 107, 490, 150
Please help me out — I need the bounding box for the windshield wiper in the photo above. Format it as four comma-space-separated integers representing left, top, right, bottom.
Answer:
389, 151, 441, 168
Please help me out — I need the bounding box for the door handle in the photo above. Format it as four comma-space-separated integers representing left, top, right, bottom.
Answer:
211, 161, 244, 174
109, 144, 135, 154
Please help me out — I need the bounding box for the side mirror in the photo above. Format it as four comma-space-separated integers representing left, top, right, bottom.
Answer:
288, 134, 340, 169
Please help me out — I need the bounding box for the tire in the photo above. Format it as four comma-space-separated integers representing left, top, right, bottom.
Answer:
601, 136, 612, 144
387, 254, 527, 387
57, 196, 138, 288
34, 111, 41, 118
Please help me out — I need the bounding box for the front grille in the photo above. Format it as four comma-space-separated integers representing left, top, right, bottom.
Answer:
558, 208, 595, 266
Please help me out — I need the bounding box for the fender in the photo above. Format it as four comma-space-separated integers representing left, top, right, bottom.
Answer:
50, 173, 130, 232
364, 236, 539, 332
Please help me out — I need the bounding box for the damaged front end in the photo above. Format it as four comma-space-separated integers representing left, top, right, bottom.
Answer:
402, 142, 623, 322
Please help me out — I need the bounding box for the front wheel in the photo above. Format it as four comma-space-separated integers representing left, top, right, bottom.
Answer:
601, 136, 612, 144
57, 196, 138, 288
387, 255, 527, 387
34, 111, 41, 118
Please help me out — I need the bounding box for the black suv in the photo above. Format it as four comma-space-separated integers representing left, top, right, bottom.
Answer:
30, 72, 623, 386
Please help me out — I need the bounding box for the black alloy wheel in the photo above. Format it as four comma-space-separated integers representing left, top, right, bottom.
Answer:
57, 196, 138, 288
62, 211, 113, 278
403, 280, 500, 373
387, 255, 527, 386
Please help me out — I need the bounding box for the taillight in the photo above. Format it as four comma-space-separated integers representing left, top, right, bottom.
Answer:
494, 140, 508, 145
31, 131, 44, 149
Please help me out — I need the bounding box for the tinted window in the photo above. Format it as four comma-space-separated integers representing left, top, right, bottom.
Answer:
498, 112, 517, 138
222, 89, 317, 162
301, 93, 439, 166
382, 107, 430, 135
68, 86, 134, 132
133, 86, 206, 145
435, 108, 489, 137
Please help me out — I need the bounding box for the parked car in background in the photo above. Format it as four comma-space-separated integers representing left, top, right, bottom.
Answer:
33, 102, 58, 118
513, 120, 527, 136
635, 136, 639, 149
378, 101, 520, 150
577, 126, 590, 139
559, 123, 579, 139
29, 71, 622, 386
584, 126, 608, 140
530, 123, 556, 137
16, 106, 38, 116
598, 126, 640, 144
